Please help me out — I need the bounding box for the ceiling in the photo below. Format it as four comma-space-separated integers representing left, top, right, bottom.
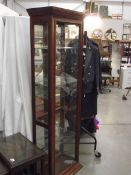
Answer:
14, 0, 131, 2
1, 0, 131, 5
15, 0, 82, 2
14, 0, 131, 10
14, 0, 131, 7
1, 0, 131, 11
1, 0, 131, 3
14, 0, 86, 10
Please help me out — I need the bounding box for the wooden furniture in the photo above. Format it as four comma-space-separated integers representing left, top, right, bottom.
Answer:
0, 160, 9, 175
119, 40, 131, 64
27, 6, 84, 175
0, 133, 45, 175
92, 39, 113, 89
122, 23, 131, 40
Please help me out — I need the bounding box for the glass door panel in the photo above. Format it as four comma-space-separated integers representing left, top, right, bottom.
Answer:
36, 125, 48, 152
34, 24, 49, 125
55, 23, 79, 174
36, 125, 49, 175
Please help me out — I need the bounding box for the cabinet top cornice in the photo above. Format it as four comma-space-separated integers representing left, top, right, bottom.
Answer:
27, 6, 84, 21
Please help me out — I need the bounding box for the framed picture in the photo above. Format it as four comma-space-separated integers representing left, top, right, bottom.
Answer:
105, 28, 117, 41
69, 26, 79, 39
65, 27, 69, 39
92, 29, 103, 39
123, 23, 131, 34
122, 34, 128, 40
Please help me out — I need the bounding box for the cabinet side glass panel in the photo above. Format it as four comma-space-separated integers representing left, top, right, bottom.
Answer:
36, 125, 48, 152
55, 23, 79, 174
36, 125, 49, 175
34, 24, 48, 125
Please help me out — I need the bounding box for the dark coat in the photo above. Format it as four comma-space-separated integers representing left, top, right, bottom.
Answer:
83, 38, 101, 94
81, 38, 101, 124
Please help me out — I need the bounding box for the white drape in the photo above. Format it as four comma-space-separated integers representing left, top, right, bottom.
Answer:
0, 16, 4, 131
15, 17, 32, 141
1, 16, 32, 141
0, 3, 18, 16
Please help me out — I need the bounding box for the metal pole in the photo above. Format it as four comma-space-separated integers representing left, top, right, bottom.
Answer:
48, 0, 50, 6
6, 0, 14, 10
2, 0, 7, 6
122, 0, 124, 19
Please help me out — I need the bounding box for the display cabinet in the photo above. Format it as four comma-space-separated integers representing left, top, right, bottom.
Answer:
27, 6, 83, 175
122, 23, 131, 40
119, 40, 131, 64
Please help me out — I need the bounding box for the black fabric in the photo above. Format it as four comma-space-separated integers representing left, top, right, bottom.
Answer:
83, 37, 102, 94
81, 37, 100, 119
81, 36, 101, 133
65, 39, 79, 78
81, 90, 97, 118
64, 93, 77, 130
81, 118, 96, 133
101, 60, 111, 74
80, 90, 97, 133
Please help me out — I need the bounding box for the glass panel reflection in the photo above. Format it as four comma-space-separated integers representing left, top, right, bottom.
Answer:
34, 25, 48, 124
36, 125, 48, 153
36, 125, 49, 175
55, 23, 79, 174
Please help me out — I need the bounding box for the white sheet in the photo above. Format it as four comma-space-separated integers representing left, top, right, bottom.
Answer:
0, 16, 4, 131
15, 16, 32, 141
0, 3, 18, 16
2, 16, 32, 140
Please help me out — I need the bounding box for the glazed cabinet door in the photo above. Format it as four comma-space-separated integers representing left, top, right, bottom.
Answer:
55, 22, 80, 174
33, 23, 49, 162
28, 6, 83, 175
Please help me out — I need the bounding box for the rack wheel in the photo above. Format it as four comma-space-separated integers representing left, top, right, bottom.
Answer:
95, 150, 101, 158
122, 95, 127, 100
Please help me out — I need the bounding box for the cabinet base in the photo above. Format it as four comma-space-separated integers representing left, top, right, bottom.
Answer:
59, 163, 82, 175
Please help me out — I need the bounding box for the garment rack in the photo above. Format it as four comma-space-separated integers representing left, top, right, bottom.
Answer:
80, 33, 101, 158
122, 87, 131, 100
79, 119, 101, 158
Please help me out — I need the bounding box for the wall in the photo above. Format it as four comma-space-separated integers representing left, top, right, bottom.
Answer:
14, 2, 28, 16
3, 1, 131, 39
1, 0, 131, 40
3, 1, 131, 20
84, 2, 131, 40
14, 1, 85, 15
84, 17, 125, 40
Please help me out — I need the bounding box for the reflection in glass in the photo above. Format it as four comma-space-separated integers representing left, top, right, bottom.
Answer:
55, 23, 79, 173
34, 25, 48, 124
36, 125, 49, 174
36, 125, 48, 153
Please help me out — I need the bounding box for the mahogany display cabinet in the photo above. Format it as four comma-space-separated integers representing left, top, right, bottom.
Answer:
27, 6, 84, 175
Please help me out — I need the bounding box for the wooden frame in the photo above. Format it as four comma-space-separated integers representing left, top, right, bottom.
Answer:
27, 6, 84, 175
